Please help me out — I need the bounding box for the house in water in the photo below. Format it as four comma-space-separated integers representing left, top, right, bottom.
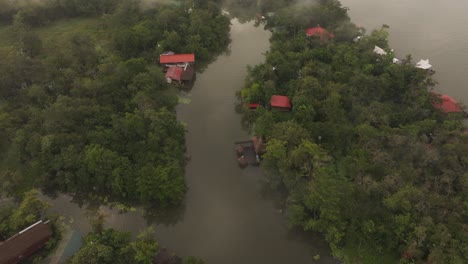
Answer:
270, 95, 292, 111
159, 53, 195, 67
305, 26, 335, 41
235, 136, 266, 167
0, 220, 53, 264
160, 53, 195, 86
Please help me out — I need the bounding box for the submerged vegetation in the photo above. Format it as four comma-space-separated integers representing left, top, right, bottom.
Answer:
69, 212, 206, 263
0, 0, 230, 208
241, 0, 467, 263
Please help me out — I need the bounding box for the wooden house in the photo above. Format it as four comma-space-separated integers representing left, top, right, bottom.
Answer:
0, 220, 52, 264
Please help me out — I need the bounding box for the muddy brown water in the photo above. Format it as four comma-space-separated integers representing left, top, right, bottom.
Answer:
44, 19, 337, 263
340, 0, 468, 104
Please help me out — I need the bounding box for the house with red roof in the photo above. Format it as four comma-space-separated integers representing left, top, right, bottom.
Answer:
432, 93, 462, 113
159, 54, 195, 66
305, 26, 335, 40
270, 95, 291, 111
248, 103, 260, 109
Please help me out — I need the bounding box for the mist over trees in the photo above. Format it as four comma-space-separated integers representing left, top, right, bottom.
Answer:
241, 0, 467, 263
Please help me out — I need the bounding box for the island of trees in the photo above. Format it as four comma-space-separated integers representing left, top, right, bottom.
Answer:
240, 0, 467, 263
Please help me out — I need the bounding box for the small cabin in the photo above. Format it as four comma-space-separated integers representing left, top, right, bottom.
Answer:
159, 54, 195, 67
432, 93, 462, 113
270, 95, 292, 111
0, 220, 53, 264
305, 26, 335, 40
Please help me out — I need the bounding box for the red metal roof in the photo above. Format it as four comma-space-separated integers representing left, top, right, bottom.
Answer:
159, 54, 195, 64
165, 67, 184, 81
249, 103, 260, 109
306, 27, 335, 38
270, 95, 291, 109
432, 93, 461, 113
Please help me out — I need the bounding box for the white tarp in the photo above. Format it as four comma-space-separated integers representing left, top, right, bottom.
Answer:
416, 59, 432, 69
373, 46, 387, 55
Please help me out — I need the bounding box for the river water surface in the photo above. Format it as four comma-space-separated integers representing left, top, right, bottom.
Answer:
46, 19, 336, 263
340, 0, 468, 104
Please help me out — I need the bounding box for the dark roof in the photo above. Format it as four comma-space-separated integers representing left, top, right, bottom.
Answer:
165, 67, 184, 81
153, 248, 182, 264
270, 95, 292, 109
0, 220, 52, 264
305, 26, 335, 39
160, 54, 195, 64
180, 66, 195, 81
432, 93, 461, 113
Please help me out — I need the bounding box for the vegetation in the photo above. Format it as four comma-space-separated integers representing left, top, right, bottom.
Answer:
0, 0, 230, 208
69, 213, 205, 263
240, 0, 467, 263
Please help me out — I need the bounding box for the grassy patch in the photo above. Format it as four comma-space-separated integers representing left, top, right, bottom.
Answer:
0, 17, 101, 50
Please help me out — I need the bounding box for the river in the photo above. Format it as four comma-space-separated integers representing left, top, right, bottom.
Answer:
45, 18, 336, 263
340, 0, 468, 104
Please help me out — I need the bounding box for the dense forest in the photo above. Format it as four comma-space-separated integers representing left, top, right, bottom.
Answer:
0, 0, 230, 262
241, 0, 467, 263
0, 0, 230, 207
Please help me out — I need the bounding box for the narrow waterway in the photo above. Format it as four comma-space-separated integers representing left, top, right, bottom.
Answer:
45, 19, 336, 263
340, 0, 468, 104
